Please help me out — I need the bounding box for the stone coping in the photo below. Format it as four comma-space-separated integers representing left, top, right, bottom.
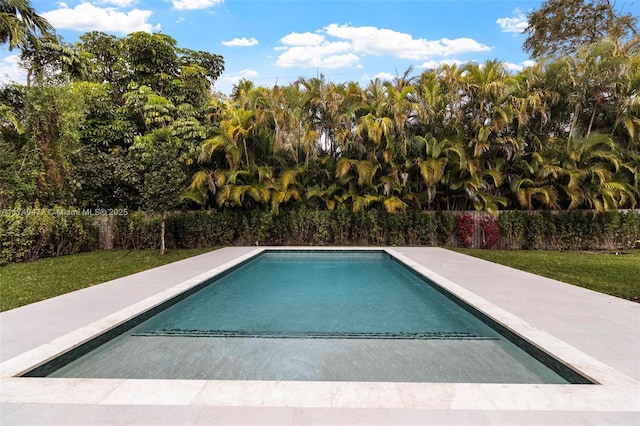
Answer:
1, 247, 638, 414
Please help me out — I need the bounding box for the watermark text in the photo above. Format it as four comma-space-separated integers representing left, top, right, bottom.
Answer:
1, 208, 129, 216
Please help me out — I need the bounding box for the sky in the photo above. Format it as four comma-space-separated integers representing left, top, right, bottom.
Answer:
0, 0, 636, 94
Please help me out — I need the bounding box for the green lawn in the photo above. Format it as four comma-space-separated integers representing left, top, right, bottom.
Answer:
0, 248, 216, 312
2, 247, 638, 312
452, 248, 640, 302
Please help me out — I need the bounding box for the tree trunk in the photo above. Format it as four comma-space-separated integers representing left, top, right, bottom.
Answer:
587, 104, 597, 138
243, 138, 249, 167
160, 211, 166, 255
568, 102, 581, 140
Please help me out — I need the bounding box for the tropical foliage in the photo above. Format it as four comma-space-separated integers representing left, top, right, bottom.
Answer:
1, 1, 639, 221
188, 50, 639, 215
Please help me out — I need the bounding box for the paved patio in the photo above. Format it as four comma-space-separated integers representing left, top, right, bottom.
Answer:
1, 247, 638, 425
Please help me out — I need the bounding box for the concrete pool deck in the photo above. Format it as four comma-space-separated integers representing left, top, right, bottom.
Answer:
1, 247, 638, 425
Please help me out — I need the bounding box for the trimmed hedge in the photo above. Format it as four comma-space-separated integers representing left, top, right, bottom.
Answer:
112, 206, 456, 250
498, 210, 640, 250
112, 208, 638, 251
2, 206, 638, 265
0, 205, 97, 265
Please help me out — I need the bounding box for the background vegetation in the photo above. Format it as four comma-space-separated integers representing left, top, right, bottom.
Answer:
0, 0, 639, 263
2, 207, 638, 265
2, 1, 639, 217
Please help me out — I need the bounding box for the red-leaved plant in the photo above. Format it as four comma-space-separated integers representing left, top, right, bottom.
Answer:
456, 214, 474, 248
479, 215, 500, 249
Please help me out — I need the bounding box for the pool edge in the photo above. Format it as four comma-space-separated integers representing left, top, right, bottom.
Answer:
1, 246, 638, 412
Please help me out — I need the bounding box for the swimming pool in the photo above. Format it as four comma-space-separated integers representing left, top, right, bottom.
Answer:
26, 250, 593, 384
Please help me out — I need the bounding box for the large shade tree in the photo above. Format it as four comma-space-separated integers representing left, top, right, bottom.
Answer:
523, 0, 639, 59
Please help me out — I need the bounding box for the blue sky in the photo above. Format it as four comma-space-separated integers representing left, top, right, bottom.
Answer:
0, 1, 633, 93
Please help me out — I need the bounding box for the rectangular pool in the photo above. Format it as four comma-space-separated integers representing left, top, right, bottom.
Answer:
27, 250, 593, 384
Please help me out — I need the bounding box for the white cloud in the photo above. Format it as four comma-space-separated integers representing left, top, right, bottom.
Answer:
497, 10, 528, 33
0, 54, 26, 84
280, 32, 325, 46
275, 23, 490, 69
219, 68, 259, 83
504, 60, 537, 72
222, 37, 259, 47
42, 3, 159, 33
276, 41, 358, 68
324, 24, 490, 59
172, 0, 223, 11
362, 72, 395, 81
99, 0, 136, 6
418, 58, 465, 69
176, 17, 185, 24
503, 62, 524, 72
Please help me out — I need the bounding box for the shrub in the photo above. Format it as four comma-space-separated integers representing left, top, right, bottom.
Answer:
435, 212, 456, 246
524, 213, 547, 249
47, 210, 96, 257
0, 204, 97, 265
498, 211, 526, 249
406, 212, 437, 246
456, 214, 475, 248
478, 215, 500, 249
114, 211, 159, 250
329, 204, 352, 245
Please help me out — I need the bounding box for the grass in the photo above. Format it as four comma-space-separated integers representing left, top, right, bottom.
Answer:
2, 247, 638, 312
452, 248, 640, 302
0, 248, 216, 312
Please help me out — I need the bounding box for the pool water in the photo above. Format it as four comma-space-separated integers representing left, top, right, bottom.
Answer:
45, 251, 580, 383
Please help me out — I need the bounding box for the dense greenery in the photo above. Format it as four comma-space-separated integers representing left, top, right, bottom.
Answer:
1, 2, 639, 218
454, 248, 640, 301
115, 208, 639, 250
0, 248, 215, 311
0, 205, 96, 265
523, 0, 638, 59
114, 207, 457, 249
0, 29, 224, 209
2, 207, 637, 265
498, 210, 640, 250
0, 2, 639, 264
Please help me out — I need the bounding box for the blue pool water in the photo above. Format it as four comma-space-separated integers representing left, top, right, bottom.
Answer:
135, 251, 499, 338
43, 251, 588, 383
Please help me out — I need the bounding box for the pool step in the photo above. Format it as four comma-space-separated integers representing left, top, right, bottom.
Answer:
131, 329, 499, 340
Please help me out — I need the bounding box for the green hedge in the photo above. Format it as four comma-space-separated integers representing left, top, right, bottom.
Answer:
2, 206, 638, 265
498, 210, 640, 250
0, 205, 97, 265
112, 206, 456, 250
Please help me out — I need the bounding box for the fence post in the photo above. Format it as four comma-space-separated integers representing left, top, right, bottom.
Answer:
96, 215, 115, 250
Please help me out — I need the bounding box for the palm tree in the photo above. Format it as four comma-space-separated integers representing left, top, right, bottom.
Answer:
219, 102, 256, 167
0, 105, 23, 134
413, 134, 465, 209
504, 151, 560, 210
384, 78, 418, 159
297, 75, 345, 156
612, 53, 640, 149
552, 133, 637, 211
512, 62, 560, 145
462, 61, 519, 159
0, 0, 54, 50
270, 167, 302, 215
